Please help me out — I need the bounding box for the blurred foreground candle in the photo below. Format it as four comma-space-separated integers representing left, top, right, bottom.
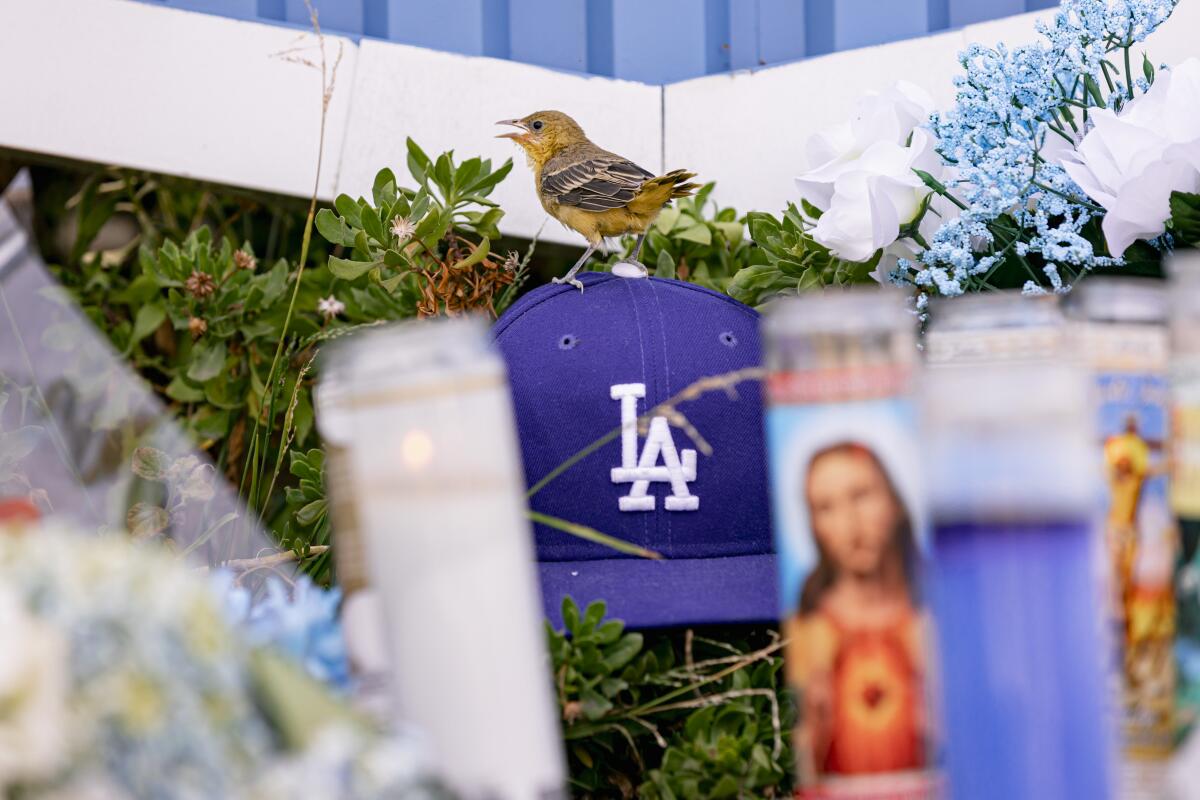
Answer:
1070, 278, 1176, 797
1169, 251, 1200, 738
923, 295, 1115, 800
314, 352, 392, 716
763, 289, 941, 799
318, 317, 566, 799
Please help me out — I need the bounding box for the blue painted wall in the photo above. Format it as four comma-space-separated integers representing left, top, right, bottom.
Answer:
140, 0, 1060, 83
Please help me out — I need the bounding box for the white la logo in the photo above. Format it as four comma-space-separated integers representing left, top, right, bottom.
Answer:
609, 383, 699, 512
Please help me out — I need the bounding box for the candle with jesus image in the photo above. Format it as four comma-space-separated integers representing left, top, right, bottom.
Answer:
784, 442, 927, 776
763, 289, 940, 799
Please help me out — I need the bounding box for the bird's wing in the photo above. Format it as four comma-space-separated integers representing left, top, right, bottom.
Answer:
540, 152, 654, 211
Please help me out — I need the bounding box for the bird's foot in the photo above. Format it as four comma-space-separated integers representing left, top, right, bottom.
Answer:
611, 259, 649, 279
552, 275, 585, 293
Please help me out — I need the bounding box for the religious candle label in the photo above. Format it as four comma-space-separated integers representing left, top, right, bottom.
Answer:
765, 357, 939, 800
1081, 323, 1177, 767
1172, 355, 1200, 739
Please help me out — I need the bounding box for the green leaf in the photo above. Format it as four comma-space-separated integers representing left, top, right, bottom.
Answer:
712, 221, 743, 244
131, 446, 171, 480
295, 499, 326, 527
726, 264, 795, 306
328, 256, 380, 280
449, 237, 490, 270
165, 375, 205, 403
289, 449, 321, 482
655, 249, 676, 280
315, 207, 352, 246
127, 502, 169, 538
602, 632, 643, 672
595, 619, 624, 644
128, 303, 166, 347
1084, 73, 1105, 106
70, 175, 118, 265
468, 159, 512, 197
580, 688, 614, 721
259, 259, 289, 307
433, 153, 454, 197
413, 209, 447, 245
406, 138, 433, 185
372, 167, 398, 207
799, 198, 824, 221
798, 267, 823, 291
187, 340, 227, 383
362, 204, 387, 245
561, 596, 581, 633
581, 600, 606, 635
333, 194, 362, 229
454, 157, 482, 194
1170, 191, 1200, 247
674, 223, 712, 246
655, 206, 683, 234
1143, 52, 1155, 85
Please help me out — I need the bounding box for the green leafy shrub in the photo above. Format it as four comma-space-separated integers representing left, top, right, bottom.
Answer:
281, 447, 332, 581
316, 139, 527, 317
729, 203, 878, 307
601, 184, 760, 293
549, 598, 792, 798
34, 144, 525, 577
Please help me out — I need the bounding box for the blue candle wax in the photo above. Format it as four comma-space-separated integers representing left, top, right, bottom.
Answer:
930, 518, 1113, 800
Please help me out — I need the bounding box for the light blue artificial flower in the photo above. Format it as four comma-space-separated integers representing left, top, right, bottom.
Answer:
894, 0, 1177, 297
215, 571, 352, 692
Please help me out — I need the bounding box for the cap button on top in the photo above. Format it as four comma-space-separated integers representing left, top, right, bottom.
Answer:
611, 261, 649, 279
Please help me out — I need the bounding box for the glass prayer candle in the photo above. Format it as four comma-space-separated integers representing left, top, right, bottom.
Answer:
1070, 278, 1176, 797
320, 317, 566, 799
763, 288, 941, 800
923, 293, 1115, 800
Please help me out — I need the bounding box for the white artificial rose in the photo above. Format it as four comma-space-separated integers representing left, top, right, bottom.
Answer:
1061, 57, 1200, 257
796, 82, 944, 266
0, 586, 69, 788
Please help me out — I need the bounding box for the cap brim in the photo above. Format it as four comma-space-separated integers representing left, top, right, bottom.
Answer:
539, 553, 779, 630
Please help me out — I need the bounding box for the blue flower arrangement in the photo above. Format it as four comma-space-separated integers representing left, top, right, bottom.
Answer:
892, 0, 1179, 300
0, 524, 436, 799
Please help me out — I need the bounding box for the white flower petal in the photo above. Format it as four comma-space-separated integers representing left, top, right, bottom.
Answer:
1103, 158, 1200, 256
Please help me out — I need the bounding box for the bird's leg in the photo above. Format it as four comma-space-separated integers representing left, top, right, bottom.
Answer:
632, 233, 646, 262
610, 233, 649, 279
552, 241, 599, 292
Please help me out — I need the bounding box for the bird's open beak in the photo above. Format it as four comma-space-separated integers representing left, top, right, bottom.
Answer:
495, 119, 530, 142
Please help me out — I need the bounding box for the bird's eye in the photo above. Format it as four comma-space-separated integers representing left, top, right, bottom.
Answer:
531, 120, 544, 131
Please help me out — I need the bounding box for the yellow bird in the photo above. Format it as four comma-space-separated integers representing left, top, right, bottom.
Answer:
496, 111, 698, 290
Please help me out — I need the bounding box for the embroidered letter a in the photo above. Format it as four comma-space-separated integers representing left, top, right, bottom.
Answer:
609, 383, 699, 512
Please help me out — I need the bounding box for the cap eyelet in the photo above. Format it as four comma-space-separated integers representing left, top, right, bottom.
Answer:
558, 334, 579, 351
718, 331, 738, 347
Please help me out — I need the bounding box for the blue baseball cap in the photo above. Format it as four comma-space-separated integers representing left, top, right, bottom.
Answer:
493, 271, 775, 629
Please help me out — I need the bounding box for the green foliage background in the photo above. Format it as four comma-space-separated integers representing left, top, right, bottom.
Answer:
21, 155, 801, 798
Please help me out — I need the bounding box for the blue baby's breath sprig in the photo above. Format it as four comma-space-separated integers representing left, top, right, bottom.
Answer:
892, 0, 1177, 300
215, 572, 352, 692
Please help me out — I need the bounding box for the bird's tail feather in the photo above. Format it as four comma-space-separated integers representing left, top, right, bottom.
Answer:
630, 169, 699, 213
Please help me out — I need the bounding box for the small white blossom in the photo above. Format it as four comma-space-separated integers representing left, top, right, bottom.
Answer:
390, 215, 416, 242
317, 296, 345, 319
